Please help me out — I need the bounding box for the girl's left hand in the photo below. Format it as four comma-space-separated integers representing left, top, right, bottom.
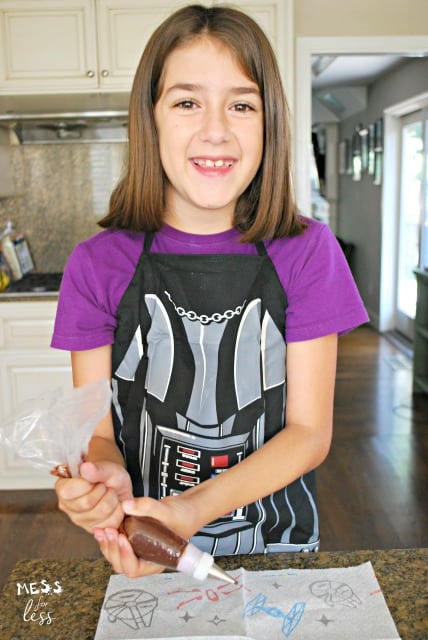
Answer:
93, 494, 200, 578
93, 526, 163, 578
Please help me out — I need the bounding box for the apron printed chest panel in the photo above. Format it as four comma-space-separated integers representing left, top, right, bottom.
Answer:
111, 234, 319, 555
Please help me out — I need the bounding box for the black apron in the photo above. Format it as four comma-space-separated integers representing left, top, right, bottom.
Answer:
111, 232, 319, 555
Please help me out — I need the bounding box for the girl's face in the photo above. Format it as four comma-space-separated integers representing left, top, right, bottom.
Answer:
154, 36, 264, 233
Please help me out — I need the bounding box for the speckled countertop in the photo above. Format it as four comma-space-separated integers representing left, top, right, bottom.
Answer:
1, 548, 426, 639
0, 292, 58, 302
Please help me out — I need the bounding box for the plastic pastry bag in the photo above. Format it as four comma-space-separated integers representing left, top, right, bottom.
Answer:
0, 379, 112, 478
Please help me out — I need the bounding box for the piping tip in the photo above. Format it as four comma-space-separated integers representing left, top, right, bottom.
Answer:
208, 563, 237, 585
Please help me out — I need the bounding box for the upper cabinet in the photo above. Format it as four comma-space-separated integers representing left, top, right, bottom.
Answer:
0, 1, 292, 98
95, 0, 192, 91
0, 0, 99, 93
0, 0, 191, 94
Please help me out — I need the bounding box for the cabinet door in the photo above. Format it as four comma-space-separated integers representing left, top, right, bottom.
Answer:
0, 350, 72, 489
0, 0, 98, 93
95, 0, 212, 90
0, 301, 73, 488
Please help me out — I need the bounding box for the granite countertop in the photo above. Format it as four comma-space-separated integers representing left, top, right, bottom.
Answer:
0, 272, 61, 301
1, 548, 426, 640
0, 291, 59, 302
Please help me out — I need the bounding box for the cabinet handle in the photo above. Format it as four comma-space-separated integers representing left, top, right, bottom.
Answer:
86, 70, 95, 78
101, 69, 109, 77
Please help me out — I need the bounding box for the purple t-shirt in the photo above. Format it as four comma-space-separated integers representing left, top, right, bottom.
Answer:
51, 218, 369, 351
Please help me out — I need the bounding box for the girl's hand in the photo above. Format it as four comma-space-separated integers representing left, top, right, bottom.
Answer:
95, 495, 201, 578
93, 527, 164, 578
55, 460, 133, 533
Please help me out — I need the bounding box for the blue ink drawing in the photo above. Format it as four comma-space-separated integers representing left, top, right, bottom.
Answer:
243, 592, 305, 638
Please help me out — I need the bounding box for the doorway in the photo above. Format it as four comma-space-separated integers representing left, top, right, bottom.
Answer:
395, 109, 428, 340
296, 35, 428, 332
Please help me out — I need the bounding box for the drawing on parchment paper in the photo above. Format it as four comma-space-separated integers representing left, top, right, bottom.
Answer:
310, 580, 362, 608
167, 574, 248, 609
102, 576, 361, 636
96, 564, 399, 640
243, 592, 306, 638
103, 589, 158, 630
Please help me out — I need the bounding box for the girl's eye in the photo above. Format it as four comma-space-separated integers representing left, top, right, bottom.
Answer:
175, 99, 197, 109
232, 102, 254, 113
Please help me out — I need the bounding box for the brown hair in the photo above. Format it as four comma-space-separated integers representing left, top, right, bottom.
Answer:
99, 4, 304, 241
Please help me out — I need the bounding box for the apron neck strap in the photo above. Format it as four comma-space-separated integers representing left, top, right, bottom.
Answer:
144, 232, 155, 253
255, 241, 267, 256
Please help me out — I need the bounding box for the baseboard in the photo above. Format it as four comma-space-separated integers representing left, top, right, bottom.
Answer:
383, 330, 413, 359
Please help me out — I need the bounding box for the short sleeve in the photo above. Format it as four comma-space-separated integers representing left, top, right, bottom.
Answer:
270, 221, 369, 343
51, 243, 118, 351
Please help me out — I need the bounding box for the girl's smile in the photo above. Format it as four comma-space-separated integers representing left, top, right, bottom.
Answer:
154, 36, 264, 233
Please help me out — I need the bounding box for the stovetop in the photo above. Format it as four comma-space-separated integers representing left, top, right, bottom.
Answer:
1, 272, 63, 295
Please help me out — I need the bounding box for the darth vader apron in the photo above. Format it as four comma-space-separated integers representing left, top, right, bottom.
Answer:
111, 232, 319, 555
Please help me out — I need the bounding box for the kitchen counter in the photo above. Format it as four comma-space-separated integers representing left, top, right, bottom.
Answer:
1, 548, 426, 639
0, 291, 59, 301
0, 272, 61, 301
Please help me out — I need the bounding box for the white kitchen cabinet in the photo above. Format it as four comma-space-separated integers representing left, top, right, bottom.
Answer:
94, 0, 204, 91
96, 0, 291, 90
0, 0, 210, 94
0, 301, 72, 489
0, 0, 99, 93
0, 1, 292, 98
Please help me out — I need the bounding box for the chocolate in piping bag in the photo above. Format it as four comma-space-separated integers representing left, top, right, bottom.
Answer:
120, 515, 236, 584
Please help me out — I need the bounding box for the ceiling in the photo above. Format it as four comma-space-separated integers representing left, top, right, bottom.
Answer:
311, 54, 408, 123
311, 54, 406, 90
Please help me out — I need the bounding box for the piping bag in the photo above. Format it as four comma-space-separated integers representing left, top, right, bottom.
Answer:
119, 515, 236, 584
0, 380, 236, 585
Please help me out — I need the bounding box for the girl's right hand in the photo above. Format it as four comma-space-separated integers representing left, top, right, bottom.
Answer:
55, 460, 134, 534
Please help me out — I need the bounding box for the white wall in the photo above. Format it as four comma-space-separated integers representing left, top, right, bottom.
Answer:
294, 0, 428, 37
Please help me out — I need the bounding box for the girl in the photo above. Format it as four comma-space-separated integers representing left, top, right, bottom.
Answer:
52, 4, 368, 578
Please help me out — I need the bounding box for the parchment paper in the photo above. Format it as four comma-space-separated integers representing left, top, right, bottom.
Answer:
94, 561, 400, 639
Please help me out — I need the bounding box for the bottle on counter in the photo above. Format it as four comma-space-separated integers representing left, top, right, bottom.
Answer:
0, 249, 11, 292
0, 220, 34, 281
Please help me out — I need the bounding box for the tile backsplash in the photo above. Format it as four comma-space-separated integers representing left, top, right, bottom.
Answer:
0, 141, 127, 272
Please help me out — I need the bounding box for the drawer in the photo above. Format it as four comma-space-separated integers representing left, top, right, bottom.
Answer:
0, 301, 58, 349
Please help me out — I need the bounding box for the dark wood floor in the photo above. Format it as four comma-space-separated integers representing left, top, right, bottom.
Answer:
318, 326, 427, 551
1, 326, 427, 588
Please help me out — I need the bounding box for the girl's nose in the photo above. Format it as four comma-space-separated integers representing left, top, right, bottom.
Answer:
199, 107, 230, 144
